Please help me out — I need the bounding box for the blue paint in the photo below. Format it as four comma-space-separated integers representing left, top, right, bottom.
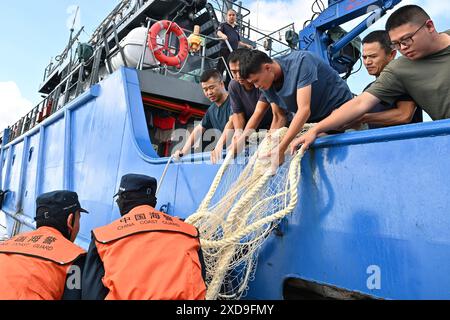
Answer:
1, 67, 449, 299
246, 131, 450, 299
2, 0, 450, 300
300, 0, 401, 71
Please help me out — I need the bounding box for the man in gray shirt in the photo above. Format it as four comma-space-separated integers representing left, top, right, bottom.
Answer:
295, 5, 450, 153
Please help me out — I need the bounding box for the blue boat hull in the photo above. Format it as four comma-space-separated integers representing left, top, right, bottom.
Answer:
1, 68, 450, 299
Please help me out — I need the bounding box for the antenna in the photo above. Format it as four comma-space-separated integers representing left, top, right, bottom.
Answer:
256, 0, 259, 29
71, 6, 80, 32
68, 6, 80, 69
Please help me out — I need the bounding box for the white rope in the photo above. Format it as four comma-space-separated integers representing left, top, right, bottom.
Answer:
186, 125, 314, 300
156, 155, 173, 196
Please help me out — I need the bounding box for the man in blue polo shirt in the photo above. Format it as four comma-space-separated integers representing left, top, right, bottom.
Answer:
239, 49, 353, 168
211, 49, 274, 163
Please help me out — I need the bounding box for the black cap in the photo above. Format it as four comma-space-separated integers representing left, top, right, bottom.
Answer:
114, 174, 157, 197
34, 190, 89, 221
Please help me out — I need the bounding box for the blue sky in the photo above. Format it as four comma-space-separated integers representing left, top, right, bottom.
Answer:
0, 1, 113, 101
0, 0, 448, 130
0, 0, 116, 130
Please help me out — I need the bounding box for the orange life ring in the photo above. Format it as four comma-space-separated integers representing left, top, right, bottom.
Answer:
148, 20, 189, 68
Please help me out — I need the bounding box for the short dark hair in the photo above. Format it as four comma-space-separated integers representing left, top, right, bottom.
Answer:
200, 69, 223, 83
36, 210, 72, 239
228, 48, 252, 64
386, 5, 430, 31
239, 50, 273, 79
116, 191, 157, 216
362, 30, 393, 54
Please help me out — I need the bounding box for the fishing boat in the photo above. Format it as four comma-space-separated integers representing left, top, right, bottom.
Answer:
1, 0, 449, 299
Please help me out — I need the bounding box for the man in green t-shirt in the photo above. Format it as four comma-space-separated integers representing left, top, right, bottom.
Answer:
293, 5, 450, 153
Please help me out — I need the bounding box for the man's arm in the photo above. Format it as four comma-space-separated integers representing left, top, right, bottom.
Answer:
261, 86, 312, 171
230, 102, 271, 157
175, 124, 206, 158
291, 92, 381, 153
238, 41, 253, 49
217, 30, 227, 41
236, 101, 270, 140
270, 103, 288, 130
232, 112, 246, 131
245, 101, 270, 133
359, 100, 416, 127
211, 117, 234, 164
278, 86, 312, 153
231, 112, 246, 143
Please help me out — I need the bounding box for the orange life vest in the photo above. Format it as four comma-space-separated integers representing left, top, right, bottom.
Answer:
92, 205, 206, 300
0, 227, 86, 300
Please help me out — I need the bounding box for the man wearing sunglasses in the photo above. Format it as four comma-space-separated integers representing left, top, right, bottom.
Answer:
293, 5, 450, 153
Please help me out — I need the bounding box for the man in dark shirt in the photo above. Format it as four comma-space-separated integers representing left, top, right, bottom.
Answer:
228, 50, 273, 131
217, 9, 252, 88
211, 49, 273, 163
295, 5, 450, 152
239, 49, 353, 169
174, 69, 232, 158
348, 30, 422, 129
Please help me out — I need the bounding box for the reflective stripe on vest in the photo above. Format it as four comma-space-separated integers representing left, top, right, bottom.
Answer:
93, 206, 199, 244
0, 227, 86, 265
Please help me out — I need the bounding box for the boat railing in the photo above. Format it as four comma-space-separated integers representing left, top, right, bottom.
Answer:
6, 50, 99, 142
42, 0, 135, 84
209, 0, 296, 55
5, 1, 296, 143
132, 15, 293, 81
210, 0, 251, 21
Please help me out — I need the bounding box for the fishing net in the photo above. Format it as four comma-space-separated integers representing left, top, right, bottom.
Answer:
186, 125, 313, 300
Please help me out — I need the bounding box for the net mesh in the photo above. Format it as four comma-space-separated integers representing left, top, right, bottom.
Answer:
186, 125, 313, 300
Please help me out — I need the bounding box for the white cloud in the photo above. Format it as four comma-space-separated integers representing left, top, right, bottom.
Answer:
66, 5, 82, 31
419, 0, 450, 20
0, 82, 33, 133
244, 0, 443, 44
341, 0, 407, 31
246, 0, 312, 34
